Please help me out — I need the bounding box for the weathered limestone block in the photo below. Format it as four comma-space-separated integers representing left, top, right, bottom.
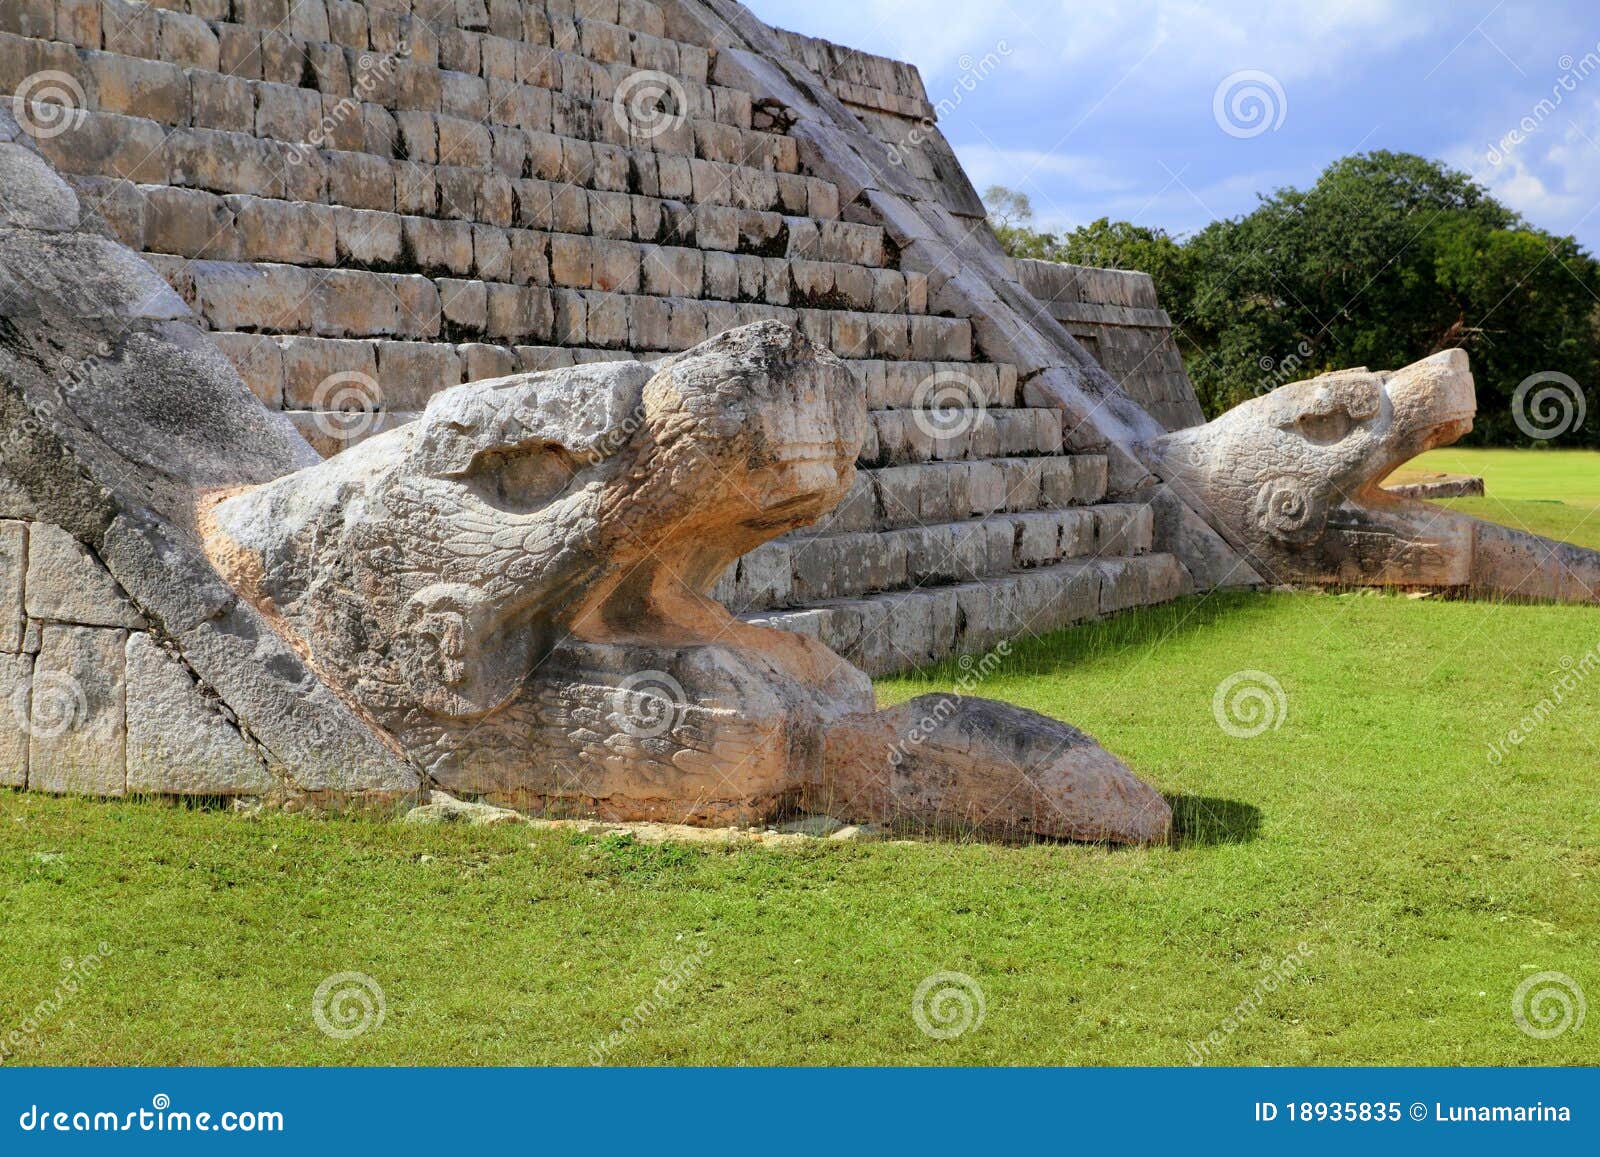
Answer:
0, 651, 29, 785
211, 332, 284, 407
965, 459, 1006, 515
226, 196, 337, 266
1096, 554, 1192, 615
1041, 454, 1107, 507
0, 117, 419, 801
84, 51, 190, 123
26, 624, 127, 796
186, 260, 311, 332
0, 518, 22, 651
24, 522, 144, 628
325, 150, 395, 212
1094, 503, 1154, 557
375, 340, 462, 410
162, 128, 263, 196
278, 335, 375, 409
125, 632, 274, 795
460, 342, 518, 382
333, 206, 403, 267
160, 10, 220, 71
0, 141, 78, 231
140, 185, 236, 260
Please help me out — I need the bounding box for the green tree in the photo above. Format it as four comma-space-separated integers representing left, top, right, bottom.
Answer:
980, 185, 1070, 260
983, 155, 1600, 443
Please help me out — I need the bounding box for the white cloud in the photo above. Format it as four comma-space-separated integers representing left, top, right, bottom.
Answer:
1450, 94, 1600, 240
955, 143, 1138, 196
1040, 0, 1438, 82
953, 138, 1293, 235
754, 0, 1442, 91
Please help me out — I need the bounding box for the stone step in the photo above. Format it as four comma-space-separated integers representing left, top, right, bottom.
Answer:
51, 125, 865, 258
102, 183, 906, 292
172, 265, 968, 356
851, 359, 1017, 408
744, 553, 1194, 676
719, 503, 1154, 611
36, 5, 785, 156
862, 406, 1057, 466
808, 456, 1109, 537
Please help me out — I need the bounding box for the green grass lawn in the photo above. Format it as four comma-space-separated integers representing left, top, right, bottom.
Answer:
1390, 446, 1600, 549
2, 589, 1595, 1066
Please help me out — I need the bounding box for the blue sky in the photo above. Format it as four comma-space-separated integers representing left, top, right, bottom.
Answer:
746, 0, 1600, 251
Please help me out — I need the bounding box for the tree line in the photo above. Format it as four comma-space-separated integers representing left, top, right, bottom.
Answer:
985, 152, 1600, 444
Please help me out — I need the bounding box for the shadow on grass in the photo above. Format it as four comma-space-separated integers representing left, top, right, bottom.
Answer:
886, 590, 1278, 685
1166, 794, 1261, 846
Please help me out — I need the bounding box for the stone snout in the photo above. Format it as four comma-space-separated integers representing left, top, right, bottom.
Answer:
1358, 349, 1476, 497
202, 323, 869, 725
1147, 348, 1600, 603
197, 322, 1175, 844
1142, 351, 1482, 586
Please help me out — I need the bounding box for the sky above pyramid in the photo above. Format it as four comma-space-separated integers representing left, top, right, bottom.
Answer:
750, 0, 1600, 252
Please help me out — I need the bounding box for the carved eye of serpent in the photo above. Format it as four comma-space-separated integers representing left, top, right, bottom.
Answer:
1252, 475, 1325, 545
1295, 409, 1352, 444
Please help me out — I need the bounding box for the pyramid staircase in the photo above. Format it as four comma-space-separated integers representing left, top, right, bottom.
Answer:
0, 0, 1190, 675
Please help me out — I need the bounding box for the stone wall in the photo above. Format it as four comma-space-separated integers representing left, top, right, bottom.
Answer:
769, 27, 988, 227
0, 507, 272, 797
0, 0, 1237, 709
1015, 258, 1204, 431
0, 0, 972, 455
765, 29, 1205, 433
